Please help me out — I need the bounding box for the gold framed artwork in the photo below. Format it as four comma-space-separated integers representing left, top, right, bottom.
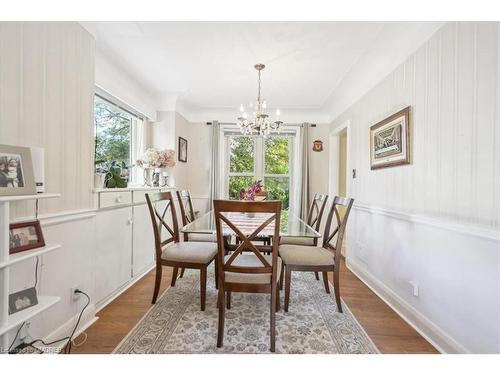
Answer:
370, 106, 411, 170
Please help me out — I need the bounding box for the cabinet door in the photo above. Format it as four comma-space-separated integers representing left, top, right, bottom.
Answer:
95, 207, 133, 304
132, 204, 156, 276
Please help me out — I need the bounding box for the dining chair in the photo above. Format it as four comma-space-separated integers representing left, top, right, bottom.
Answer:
279, 196, 354, 313
279, 192, 328, 247
214, 200, 282, 352
145, 192, 217, 310
176, 190, 215, 243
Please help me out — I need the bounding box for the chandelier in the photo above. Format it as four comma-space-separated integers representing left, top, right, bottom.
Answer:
237, 64, 283, 136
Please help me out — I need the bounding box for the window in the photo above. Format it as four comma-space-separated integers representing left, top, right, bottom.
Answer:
94, 94, 145, 185
226, 134, 292, 210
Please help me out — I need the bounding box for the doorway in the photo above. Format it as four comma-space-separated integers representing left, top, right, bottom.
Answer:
328, 121, 350, 256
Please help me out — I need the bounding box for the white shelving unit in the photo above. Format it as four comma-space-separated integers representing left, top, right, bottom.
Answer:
0, 193, 61, 353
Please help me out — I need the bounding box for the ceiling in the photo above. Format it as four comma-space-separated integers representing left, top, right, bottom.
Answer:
85, 21, 444, 122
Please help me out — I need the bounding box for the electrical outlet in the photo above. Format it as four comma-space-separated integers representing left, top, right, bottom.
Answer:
71, 285, 82, 302
408, 281, 419, 297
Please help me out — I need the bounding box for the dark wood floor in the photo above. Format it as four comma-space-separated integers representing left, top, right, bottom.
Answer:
71, 259, 438, 354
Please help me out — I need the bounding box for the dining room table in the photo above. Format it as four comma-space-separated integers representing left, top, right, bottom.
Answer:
181, 209, 321, 247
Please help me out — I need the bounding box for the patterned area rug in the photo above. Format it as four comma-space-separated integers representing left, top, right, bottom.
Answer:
114, 267, 378, 354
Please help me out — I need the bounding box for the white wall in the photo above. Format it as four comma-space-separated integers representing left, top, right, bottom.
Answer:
330, 22, 500, 353
95, 49, 157, 121
0, 22, 95, 219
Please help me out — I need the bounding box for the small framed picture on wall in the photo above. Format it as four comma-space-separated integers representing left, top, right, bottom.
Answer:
370, 106, 411, 170
9, 220, 45, 254
178, 137, 188, 163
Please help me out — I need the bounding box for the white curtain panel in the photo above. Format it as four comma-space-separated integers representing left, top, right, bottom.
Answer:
208, 120, 221, 207
292, 122, 310, 220
131, 117, 147, 185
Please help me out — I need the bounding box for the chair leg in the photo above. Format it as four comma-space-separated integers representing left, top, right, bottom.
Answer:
217, 286, 225, 348
276, 284, 280, 312
171, 267, 179, 287
226, 291, 231, 309
200, 266, 207, 311
179, 268, 185, 278
214, 260, 219, 290
270, 286, 277, 352
151, 264, 162, 304
333, 266, 342, 313
284, 268, 292, 312
322, 272, 330, 294
279, 262, 285, 290
314, 272, 320, 280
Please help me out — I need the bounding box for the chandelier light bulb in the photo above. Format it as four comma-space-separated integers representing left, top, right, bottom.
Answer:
276, 109, 280, 118
239, 104, 244, 112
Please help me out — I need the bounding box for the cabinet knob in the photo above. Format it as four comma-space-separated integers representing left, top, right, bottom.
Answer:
115, 196, 123, 203
127, 218, 133, 225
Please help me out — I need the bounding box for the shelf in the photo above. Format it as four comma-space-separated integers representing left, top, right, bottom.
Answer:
0, 244, 62, 269
0, 296, 61, 336
0, 193, 61, 203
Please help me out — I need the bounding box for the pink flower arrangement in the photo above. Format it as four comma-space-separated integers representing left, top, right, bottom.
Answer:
239, 180, 264, 201
136, 148, 176, 169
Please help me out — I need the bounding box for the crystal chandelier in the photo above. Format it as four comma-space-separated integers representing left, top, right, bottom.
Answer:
237, 64, 283, 136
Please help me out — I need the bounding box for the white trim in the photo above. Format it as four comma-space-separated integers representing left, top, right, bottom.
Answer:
328, 120, 351, 199
346, 257, 469, 354
353, 203, 500, 242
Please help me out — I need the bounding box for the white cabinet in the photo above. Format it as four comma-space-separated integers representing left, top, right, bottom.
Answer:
132, 204, 155, 277
95, 207, 133, 303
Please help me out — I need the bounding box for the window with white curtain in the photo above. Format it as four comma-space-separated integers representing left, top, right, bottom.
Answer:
224, 132, 294, 210
93, 92, 146, 185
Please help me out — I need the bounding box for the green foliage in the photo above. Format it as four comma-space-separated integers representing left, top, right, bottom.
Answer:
229, 137, 254, 173
265, 137, 289, 174
94, 98, 131, 170
105, 161, 128, 188
228, 176, 253, 199
265, 177, 290, 210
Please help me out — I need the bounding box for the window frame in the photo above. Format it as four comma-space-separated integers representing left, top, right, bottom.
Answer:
223, 131, 295, 207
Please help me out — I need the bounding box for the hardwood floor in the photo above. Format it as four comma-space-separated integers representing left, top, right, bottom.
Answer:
71, 259, 438, 354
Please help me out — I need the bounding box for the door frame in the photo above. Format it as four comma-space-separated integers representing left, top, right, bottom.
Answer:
328, 120, 351, 199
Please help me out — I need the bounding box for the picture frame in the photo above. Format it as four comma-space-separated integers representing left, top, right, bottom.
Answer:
370, 106, 411, 170
9, 220, 45, 254
178, 137, 188, 163
0, 144, 36, 196
9, 287, 38, 315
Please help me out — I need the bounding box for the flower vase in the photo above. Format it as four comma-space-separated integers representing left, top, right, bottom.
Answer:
143, 168, 160, 187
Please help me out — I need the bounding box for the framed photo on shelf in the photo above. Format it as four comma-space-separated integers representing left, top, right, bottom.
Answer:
9, 220, 45, 254
178, 136, 188, 163
0, 144, 36, 196
9, 287, 38, 315
370, 106, 412, 170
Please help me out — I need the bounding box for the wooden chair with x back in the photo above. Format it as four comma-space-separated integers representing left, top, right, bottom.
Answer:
213, 199, 282, 352
145, 192, 217, 311
279, 196, 354, 313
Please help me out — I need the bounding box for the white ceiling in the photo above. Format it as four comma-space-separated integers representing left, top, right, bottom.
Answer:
85, 21, 444, 122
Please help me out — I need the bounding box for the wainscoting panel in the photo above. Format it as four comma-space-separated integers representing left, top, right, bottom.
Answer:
346, 206, 499, 353
0, 22, 95, 219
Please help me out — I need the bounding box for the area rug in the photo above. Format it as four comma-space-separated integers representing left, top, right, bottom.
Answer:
114, 267, 378, 354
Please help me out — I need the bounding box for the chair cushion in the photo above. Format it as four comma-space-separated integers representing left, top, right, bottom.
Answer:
279, 244, 334, 266
279, 236, 316, 246
161, 242, 217, 264
224, 254, 282, 284
188, 233, 216, 242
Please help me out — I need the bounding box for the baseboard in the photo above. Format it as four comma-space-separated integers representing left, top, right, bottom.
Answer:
95, 263, 155, 313
32, 304, 98, 353
346, 257, 470, 354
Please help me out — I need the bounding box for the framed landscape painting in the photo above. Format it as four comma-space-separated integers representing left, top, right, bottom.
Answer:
370, 106, 411, 170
